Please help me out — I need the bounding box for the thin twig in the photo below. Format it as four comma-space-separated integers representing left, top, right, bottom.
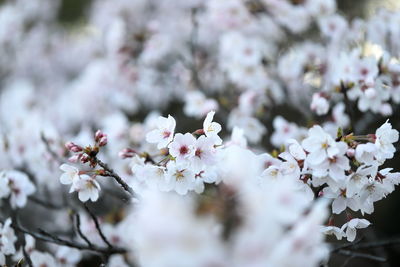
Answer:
335, 249, 386, 262
29, 196, 65, 210
83, 203, 113, 248
40, 133, 64, 164
21, 234, 33, 267
331, 237, 364, 252
340, 254, 355, 267
75, 213, 93, 248
352, 237, 400, 250
94, 158, 134, 196
12, 221, 126, 255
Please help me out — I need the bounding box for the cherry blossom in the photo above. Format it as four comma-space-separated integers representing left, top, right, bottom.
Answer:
146, 115, 176, 149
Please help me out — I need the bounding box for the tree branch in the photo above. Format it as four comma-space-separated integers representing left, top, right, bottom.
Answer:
334, 249, 386, 262
12, 220, 127, 255
94, 158, 135, 196
83, 203, 113, 249
74, 213, 93, 248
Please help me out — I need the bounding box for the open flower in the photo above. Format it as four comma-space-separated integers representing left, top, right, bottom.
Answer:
302, 125, 340, 166
0, 218, 17, 265
374, 120, 399, 161
341, 218, 370, 242
164, 162, 195, 195
59, 164, 80, 186
146, 115, 176, 149
203, 111, 222, 145
74, 175, 101, 202
168, 133, 196, 162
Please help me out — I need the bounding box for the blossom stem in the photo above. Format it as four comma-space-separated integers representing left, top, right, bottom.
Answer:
94, 157, 135, 196
12, 220, 127, 255
83, 203, 113, 249
74, 213, 93, 248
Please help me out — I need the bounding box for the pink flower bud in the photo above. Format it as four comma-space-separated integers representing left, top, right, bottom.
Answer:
81, 154, 90, 163
95, 130, 106, 142
65, 142, 82, 152
98, 136, 108, 147
119, 148, 136, 158
346, 148, 355, 158
68, 154, 81, 163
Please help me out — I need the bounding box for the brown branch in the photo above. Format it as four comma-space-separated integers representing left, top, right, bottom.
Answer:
94, 158, 135, 196
74, 213, 93, 248
21, 233, 33, 267
351, 237, 400, 250
40, 133, 64, 164
12, 220, 127, 255
334, 249, 386, 262
83, 204, 113, 249
29, 196, 65, 210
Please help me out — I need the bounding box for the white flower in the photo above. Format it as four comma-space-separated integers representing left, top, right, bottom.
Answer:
355, 143, 377, 165
203, 111, 222, 145
374, 120, 399, 161
271, 116, 305, 147
30, 251, 58, 267
56, 246, 81, 266
346, 165, 377, 198
286, 139, 306, 161
312, 141, 350, 181
332, 103, 350, 128
321, 226, 345, 240
59, 163, 80, 187
310, 93, 329, 115
341, 218, 371, 242
3, 170, 36, 209
302, 125, 340, 166
146, 115, 176, 149
192, 135, 217, 171
0, 172, 11, 198
138, 164, 168, 191
74, 175, 101, 202
323, 186, 359, 214
0, 218, 17, 263
184, 91, 218, 118
108, 255, 130, 267
168, 133, 196, 162
164, 161, 195, 195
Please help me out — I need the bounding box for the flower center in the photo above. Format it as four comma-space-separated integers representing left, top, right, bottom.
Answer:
163, 131, 171, 138
179, 145, 189, 155
195, 148, 202, 158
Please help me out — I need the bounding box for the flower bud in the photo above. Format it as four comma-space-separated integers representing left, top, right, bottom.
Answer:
80, 154, 90, 163
346, 148, 355, 158
119, 148, 136, 158
65, 142, 83, 152
98, 136, 108, 147
95, 130, 106, 142
68, 154, 81, 163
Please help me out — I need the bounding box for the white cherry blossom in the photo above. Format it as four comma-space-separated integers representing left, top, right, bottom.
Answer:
146, 115, 176, 149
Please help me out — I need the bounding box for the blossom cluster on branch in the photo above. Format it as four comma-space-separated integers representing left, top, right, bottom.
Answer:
0, 0, 400, 266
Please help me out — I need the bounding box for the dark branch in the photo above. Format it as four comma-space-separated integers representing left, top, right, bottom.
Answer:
21, 234, 33, 267
83, 204, 113, 249
29, 196, 65, 210
351, 237, 400, 250
12, 221, 127, 255
94, 158, 135, 196
334, 249, 386, 262
40, 133, 64, 164
74, 213, 93, 248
